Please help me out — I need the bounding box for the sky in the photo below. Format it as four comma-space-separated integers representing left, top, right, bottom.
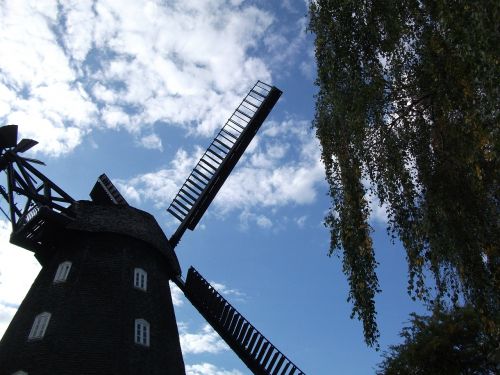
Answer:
0, 1, 427, 374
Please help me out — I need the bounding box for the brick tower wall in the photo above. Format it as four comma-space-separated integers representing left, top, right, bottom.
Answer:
0, 202, 185, 375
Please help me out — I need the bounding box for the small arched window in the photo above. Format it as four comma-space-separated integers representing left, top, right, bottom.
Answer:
134, 318, 150, 347
53, 261, 72, 283
28, 312, 51, 340
134, 268, 147, 291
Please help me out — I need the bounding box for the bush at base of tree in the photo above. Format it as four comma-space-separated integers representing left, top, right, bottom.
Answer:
377, 306, 499, 375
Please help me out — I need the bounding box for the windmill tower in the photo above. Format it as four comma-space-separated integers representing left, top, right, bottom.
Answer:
0, 82, 305, 375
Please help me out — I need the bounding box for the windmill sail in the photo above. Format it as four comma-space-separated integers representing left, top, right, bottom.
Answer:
90, 173, 129, 205
180, 267, 305, 375
167, 81, 282, 247
0, 125, 75, 253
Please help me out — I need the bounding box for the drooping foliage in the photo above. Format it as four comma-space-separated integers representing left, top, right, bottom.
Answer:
377, 306, 499, 375
309, 0, 499, 346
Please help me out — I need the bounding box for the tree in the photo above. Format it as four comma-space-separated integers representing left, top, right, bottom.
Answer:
377, 306, 499, 375
308, 0, 499, 346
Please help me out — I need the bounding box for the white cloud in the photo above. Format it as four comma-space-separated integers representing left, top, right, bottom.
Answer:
186, 363, 243, 375
300, 45, 316, 80
209, 282, 246, 301
0, 1, 97, 156
216, 119, 325, 212
0, 303, 17, 340
361, 178, 389, 224
264, 14, 309, 78
295, 215, 307, 228
0, 0, 277, 155
0, 303, 16, 322
169, 281, 185, 307
368, 195, 389, 224
239, 210, 273, 230
138, 133, 163, 151
324, 185, 389, 226
66, 0, 273, 137
282, 0, 301, 13
119, 119, 326, 229
114, 182, 141, 205
256, 215, 273, 229
117, 146, 204, 209
0, 220, 41, 339
179, 323, 229, 354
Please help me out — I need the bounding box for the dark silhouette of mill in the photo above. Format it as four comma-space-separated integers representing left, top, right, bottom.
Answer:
0, 82, 305, 375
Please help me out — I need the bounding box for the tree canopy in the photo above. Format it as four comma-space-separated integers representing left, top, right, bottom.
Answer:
309, 0, 499, 346
377, 306, 499, 375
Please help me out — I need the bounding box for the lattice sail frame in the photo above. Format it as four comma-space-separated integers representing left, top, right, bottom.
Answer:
167, 81, 282, 247
178, 267, 305, 375
0, 125, 75, 251
0, 126, 74, 228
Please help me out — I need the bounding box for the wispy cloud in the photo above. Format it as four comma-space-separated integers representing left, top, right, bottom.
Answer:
264, 12, 309, 78
239, 210, 273, 230
300, 44, 317, 80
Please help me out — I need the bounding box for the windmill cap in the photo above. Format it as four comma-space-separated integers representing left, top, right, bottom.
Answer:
66, 200, 181, 277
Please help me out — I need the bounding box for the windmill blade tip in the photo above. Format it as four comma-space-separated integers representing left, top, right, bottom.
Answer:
0, 124, 19, 149
15, 138, 39, 153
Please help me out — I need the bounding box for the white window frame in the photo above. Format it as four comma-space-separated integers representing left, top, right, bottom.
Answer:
134, 268, 147, 291
53, 261, 72, 283
28, 312, 51, 340
134, 318, 150, 347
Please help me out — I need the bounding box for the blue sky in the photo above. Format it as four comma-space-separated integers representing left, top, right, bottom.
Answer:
0, 1, 427, 374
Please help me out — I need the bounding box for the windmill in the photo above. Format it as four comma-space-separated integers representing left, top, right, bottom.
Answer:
0, 81, 305, 375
